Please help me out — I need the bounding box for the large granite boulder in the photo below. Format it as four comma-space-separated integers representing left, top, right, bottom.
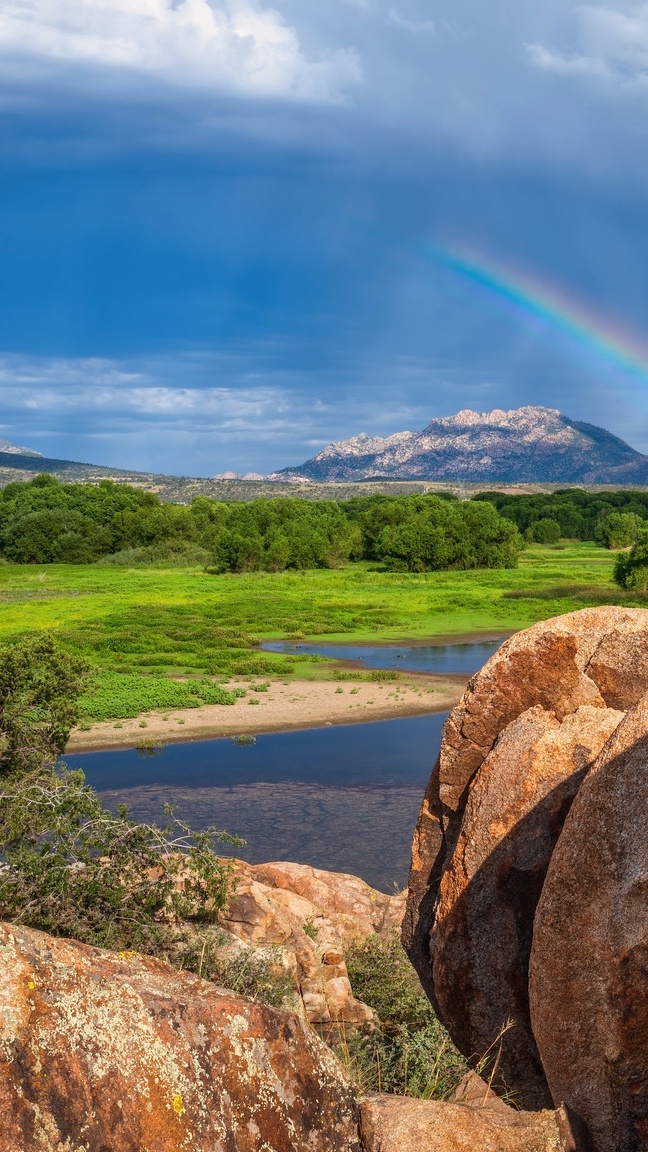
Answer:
0, 921, 361, 1152
403, 607, 648, 1108
530, 692, 648, 1152
430, 702, 622, 1107
221, 860, 405, 1025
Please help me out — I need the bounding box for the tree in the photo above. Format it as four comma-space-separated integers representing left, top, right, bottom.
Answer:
529, 518, 561, 544
597, 511, 643, 550
0, 634, 90, 777
614, 531, 648, 591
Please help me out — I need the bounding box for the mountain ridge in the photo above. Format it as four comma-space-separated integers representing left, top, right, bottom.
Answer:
269, 406, 648, 484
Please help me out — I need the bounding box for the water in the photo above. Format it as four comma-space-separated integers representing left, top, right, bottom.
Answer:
67, 713, 447, 893
68, 637, 505, 892
261, 637, 504, 674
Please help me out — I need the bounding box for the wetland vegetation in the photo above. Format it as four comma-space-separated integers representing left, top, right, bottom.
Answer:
0, 536, 633, 721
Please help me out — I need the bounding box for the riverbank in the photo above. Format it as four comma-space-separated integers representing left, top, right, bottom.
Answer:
66, 671, 467, 752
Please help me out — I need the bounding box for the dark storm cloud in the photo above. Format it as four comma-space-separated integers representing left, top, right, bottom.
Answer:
0, 1, 647, 472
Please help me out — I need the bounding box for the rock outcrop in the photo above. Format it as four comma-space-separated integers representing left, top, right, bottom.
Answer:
359, 1093, 576, 1152
403, 607, 648, 1109
530, 692, 648, 1152
222, 860, 405, 1025
0, 921, 361, 1152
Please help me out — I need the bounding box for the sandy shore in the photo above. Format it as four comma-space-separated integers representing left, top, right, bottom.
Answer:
66, 672, 467, 753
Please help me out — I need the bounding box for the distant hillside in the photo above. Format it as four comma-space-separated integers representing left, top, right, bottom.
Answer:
0, 447, 457, 503
270, 406, 648, 484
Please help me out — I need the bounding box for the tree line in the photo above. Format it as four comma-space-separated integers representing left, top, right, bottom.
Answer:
0, 475, 521, 573
474, 488, 648, 548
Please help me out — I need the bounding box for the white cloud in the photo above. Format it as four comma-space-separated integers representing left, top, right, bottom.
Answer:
0, 0, 361, 101
388, 8, 436, 33
527, 3, 648, 87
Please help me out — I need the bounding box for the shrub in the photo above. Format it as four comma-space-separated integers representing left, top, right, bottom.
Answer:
527, 518, 561, 544
335, 933, 467, 1098
78, 671, 239, 721
0, 633, 90, 777
0, 766, 239, 955
597, 511, 644, 550
614, 531, 648, 591
179, 929, 297, 1008
98, 542, 212, 567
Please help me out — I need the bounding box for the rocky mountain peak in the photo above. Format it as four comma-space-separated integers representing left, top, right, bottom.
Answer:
272, 405, 648, 484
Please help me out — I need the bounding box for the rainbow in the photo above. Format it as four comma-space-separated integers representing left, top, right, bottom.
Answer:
427, 243, 648, 381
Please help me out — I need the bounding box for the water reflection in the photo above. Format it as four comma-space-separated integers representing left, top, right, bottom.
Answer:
67, 714, 448, 892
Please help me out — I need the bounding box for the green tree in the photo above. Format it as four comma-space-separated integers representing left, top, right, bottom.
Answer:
597, 511, 643, 549
614, 531, 648, 591
528, 517, 561, 544
0, 634, 90, 777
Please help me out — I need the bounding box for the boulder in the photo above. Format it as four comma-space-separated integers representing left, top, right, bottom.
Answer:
430, 702, 622, 1108
244, 861, 407, 942
449, 1070, 512, 1111
221, 860, 405, 1025
359, 1094, 577, 1152
0, 921, 361, 1152
530, 692, 648, 1152
403, 607, 648, 1108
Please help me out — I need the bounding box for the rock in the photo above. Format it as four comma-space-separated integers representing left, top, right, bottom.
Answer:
449, 1070, 511, 1112
246, 861, 407, 942
359, 1094, 576, 1152
430, 703, 622, 1108
0, 921, 361, 1152
403, 607, 648, 1108
221, 860, 404, 1025
529, 692, 648, 1152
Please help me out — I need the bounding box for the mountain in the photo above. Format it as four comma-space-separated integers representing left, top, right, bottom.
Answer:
0, 438, 43, 457
269, 406, 648, 484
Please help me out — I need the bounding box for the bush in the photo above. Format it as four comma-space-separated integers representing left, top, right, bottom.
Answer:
0, 764, 304, 1010
597, 511, 643, 550
526, 517, 561, 544
614, 531, 648, 591
0, 633, 90, 777
335, 933, 468, 1099
0, 766, 239, 955
179, 929, 297, 1009
98, 542, 212, 567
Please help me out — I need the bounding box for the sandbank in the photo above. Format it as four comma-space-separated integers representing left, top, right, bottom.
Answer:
66, 672, 467, 753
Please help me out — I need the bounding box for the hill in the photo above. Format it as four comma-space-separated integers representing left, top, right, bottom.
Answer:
270, 406, 648, 484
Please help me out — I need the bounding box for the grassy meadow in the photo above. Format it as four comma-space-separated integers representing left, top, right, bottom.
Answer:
0, 541, 635, 720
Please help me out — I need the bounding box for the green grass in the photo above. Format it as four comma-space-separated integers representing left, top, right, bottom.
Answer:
78, 672, 242, 722
335, 932, 468, 1099
0, 543, 636, 719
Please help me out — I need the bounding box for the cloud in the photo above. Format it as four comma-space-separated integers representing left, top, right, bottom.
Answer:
387, 8, 436, 34
0, 0, 361, 101
0, 351, 462, 472
527, 3, 648, 87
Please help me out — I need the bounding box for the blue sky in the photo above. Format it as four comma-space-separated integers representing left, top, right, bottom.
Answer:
2, 0, 648, 475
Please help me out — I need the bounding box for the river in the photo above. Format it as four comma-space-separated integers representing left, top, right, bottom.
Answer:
66, 637, 504, 892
